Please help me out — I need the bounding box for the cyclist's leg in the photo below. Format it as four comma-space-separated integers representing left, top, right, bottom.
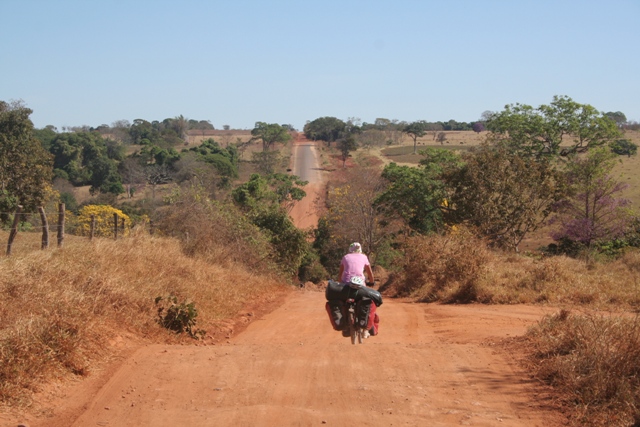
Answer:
368, 302, 379, 335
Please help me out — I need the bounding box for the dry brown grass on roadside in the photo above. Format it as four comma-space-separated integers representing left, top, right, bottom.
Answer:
0, 231, 285, 407
394, 232, 640, 309
397, 229, 493, 303
153, 188, 281, 277
521, 311, 640, 426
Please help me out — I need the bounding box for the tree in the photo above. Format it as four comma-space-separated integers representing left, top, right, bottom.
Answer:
168, 115, 189, 140
357, 129, 386, 148
188, 138, 239, 178
33, 125, 58, 150
188, 119, 214, 134
77, 205, 131, 237
382, 119, 405, 146
251, 151, 282, 175
129, 119, 158, 145
376, 149, 461, 234
472, 122, 485, 133
444, 144, 563, 252
233, 173, 307, 213
118, 157, 146, 198
338, 135, 358, 167
232, 173, 310, 276
610, 139, 638, 157
303, 117, 346, 145
145, 164, 173, 199
138, 144, 181, 167
426, 122, 444, 140
88, 155, 124, 195
604, 111, 627, 127
0, 100, 53, 220
480, 110, 495, 122
48, 131, 130, 195
403, 121, 428, 154
251, 122, 292, 151
315, 168, 392, 273
436, 132, 447, 144
486, 95, 621, 157
550, 148, 632, 248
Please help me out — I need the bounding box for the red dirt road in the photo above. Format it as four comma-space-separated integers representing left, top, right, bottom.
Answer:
23, 291, 565, 427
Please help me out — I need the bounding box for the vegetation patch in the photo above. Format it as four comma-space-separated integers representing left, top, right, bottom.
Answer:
520, 311, 640, 426
391, 231, 640, 309
155, 295, 205, 339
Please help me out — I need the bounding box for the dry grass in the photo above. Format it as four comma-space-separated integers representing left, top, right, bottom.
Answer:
185, 129, 252, 148
396, 229, 492, 303
0, 229, 285, 407
521, 310, 640, 426
393, 231, 640, 310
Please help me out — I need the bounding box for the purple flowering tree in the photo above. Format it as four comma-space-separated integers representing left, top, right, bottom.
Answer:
472, 122, 485, 133
550, 148, 632, 247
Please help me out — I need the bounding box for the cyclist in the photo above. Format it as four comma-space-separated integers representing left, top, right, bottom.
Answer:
338, 242, 378, 338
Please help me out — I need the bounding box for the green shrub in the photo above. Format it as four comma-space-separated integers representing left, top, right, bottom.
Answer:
154, 295, 205, 339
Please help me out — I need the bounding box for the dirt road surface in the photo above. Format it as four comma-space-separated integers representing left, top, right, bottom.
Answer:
20, 291, 565, 427
289, 137, 323, 230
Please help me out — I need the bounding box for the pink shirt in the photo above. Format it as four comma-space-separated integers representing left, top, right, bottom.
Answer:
340, 253, 370, 283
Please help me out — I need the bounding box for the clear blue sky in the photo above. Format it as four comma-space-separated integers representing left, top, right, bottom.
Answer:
1, 0, 638, 131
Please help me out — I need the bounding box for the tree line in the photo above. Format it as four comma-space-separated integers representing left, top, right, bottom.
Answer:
1, 96, 638, 282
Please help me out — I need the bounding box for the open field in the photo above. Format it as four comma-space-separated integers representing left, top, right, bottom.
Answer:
375, 129, 640, 211
185, 129, 253, 147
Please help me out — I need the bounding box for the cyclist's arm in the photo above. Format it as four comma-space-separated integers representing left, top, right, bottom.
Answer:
364, 264, 374, 286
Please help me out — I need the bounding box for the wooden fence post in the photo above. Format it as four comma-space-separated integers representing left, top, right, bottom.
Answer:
149, 220, 154, 236
38, 206, 49, 249
113, 213, 118, 240
90, 214, 96, 240
121, 217, 125, 236
6, 205, 23, 256
57, 203, 65, 248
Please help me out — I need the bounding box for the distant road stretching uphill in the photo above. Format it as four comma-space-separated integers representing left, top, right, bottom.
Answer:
289, 140, 322, 229
292, 142, 321, 184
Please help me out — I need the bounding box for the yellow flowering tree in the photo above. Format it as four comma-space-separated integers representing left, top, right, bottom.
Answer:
77, 205, 131, 237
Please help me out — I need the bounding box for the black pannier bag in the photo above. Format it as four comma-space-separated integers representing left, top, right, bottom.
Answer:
355, 297, 372, 329
325, 300, 346, 331
355, 287, 383, 307
325, 280, 352, 300
325, 280, 383, 307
